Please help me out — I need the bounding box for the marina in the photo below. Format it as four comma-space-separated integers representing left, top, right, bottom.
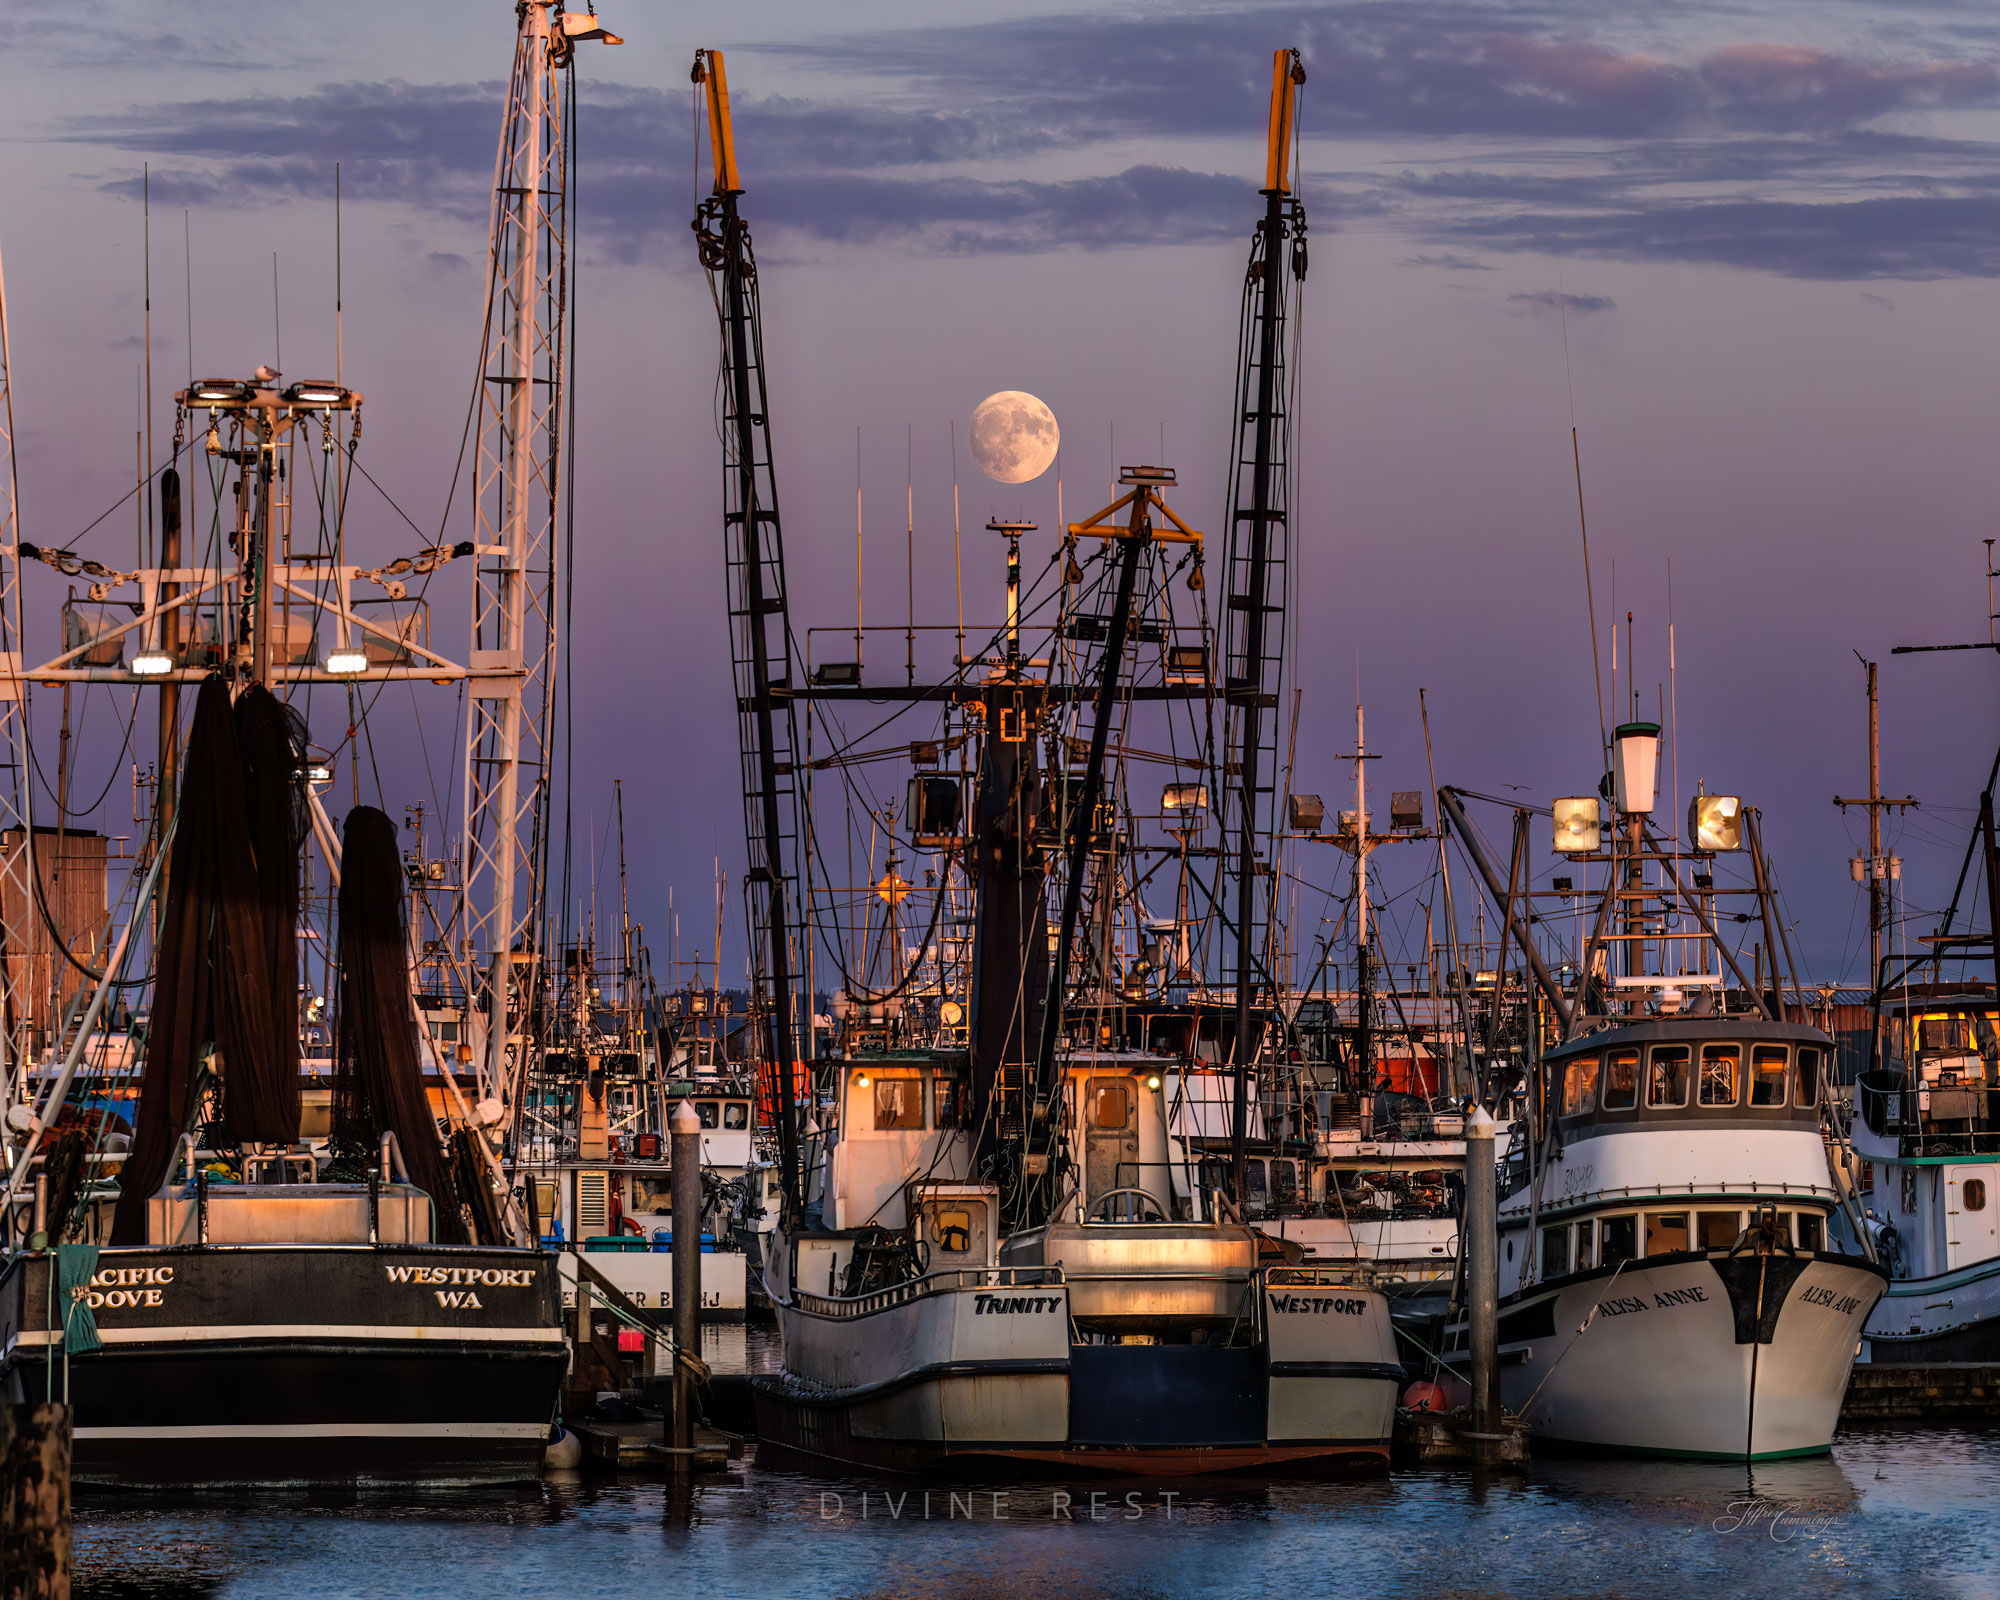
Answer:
1, 0, 1998, 1595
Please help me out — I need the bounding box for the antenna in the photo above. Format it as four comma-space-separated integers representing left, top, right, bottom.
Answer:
142, 167, 153, 568
905, 422, 914, 687
950, 420, 963, 663
1558, 277, 1609, 768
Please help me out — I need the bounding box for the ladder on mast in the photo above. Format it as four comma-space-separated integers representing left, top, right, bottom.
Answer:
693, 50, 808, 1220
1221, 50, 1307, 1193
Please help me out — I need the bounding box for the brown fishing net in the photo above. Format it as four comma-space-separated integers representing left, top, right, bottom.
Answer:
331, 805, 469, 1243
112, 678, 305, 1242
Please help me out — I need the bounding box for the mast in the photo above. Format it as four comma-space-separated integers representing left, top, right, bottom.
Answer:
460, 1, 619, 1120
1224, 50, 1306, 1196
693, 49, 809, 1221
0, 239, 33, 1086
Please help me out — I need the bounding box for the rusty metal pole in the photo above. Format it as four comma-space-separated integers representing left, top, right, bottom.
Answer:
671, 1098, 702, 1456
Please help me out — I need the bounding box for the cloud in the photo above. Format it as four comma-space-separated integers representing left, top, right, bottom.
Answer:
53, 11, 2000, 272
1508, 290, 1616, 314
1447, 194, 2000, 280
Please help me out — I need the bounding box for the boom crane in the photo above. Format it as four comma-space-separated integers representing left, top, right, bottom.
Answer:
692, 50, 808, 1222
1223, 50, 1307, 1197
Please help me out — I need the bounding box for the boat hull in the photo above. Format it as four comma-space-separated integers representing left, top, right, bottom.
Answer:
1864, 1255, 2000, 1363
762, 1263, 1399, 1476
1466, 1250, 1883, 1459
0, 1244, 567, 1488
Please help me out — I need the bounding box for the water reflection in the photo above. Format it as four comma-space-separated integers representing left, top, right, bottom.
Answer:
73, 1430, 2000, 1600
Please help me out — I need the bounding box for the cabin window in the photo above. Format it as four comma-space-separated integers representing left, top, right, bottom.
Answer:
1602, 1049, 1639, 1110
1147, 1016, 1192, 1056
1920, 1015, 1971, 1054
1541, 1225, 1570, 1277
935, 1209, 973, 1254
1094, 1083, 1132, 1131
933, 1074, 965, 1129
873, 1078, 925, 1131
1271, 1160, 1298, 1207
1797, 1212, 1825, 1251
695, 1101, 720, 1129
1750, 1046, 1788, 1107
1697, 1210, 1740, 1250
1699, 1044, 1741, 1107
1573, 1220, 1596, 1271
1645, 1212, 1690, 1255
1561, 1056, 1598, 1117
723, 1102, 749, 1130
1647, 1047, 1691, 1108
1794, 1047, 1821, 1107
1860, 1161, 1874, 1193
1600, 1214, 1637, 1265
1966, 1180, 1988, 1213
1244, 1161, 1268, 1204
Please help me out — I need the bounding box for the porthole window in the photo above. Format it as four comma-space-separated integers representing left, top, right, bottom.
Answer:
1967, 1179, 1988, 1213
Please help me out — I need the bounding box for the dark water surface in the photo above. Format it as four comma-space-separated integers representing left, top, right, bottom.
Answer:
72, 1426, 2000, 1599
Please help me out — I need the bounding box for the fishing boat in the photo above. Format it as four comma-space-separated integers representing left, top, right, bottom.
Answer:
0, 2, 630, 1484
684, 45, 1398, 1473
1441, 722, 1885, 1458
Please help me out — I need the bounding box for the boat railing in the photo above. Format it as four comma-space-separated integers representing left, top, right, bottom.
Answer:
1264, 1263, 1380, 1289
792, 1264, 1065, 1320
1499, 1177, 1838, 1217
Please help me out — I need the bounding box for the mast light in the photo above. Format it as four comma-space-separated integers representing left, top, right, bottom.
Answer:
324, 648, 369, 675
130, 652, 173, 676
1611, 721, 1661, 814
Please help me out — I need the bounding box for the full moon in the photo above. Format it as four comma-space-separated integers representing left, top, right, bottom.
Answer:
969, 391, 1059, 484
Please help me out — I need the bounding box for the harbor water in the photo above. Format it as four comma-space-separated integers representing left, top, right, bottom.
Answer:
71, 1424, 2000, 1598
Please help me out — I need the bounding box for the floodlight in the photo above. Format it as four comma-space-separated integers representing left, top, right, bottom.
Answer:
324, 649, 368, 675
1688, 792, 1744, 852
130, 652, 173, 676
1552, 796, 1602, 854
1163, 783, 1209, 811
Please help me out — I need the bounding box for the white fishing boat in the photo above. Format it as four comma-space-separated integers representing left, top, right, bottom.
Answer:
1443, 722, 1885, 1458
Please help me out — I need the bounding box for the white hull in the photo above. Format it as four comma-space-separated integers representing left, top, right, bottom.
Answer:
759, 1252, 1401, 1473
1478, 1252, 1882, 1459
557, 1247, 749, 1319
1864, 1254, 2000, 1363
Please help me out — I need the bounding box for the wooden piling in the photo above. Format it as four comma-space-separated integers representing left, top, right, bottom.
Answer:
1, 1403, 71, 1600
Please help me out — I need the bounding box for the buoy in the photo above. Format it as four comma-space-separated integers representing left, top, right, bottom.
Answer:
544, 1425, 583, 1471
1402, 1374, 1470, 1413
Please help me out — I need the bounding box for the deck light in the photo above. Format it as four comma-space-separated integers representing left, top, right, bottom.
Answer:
130, 652, 173, 676
284, 379, 351, 406
324, 648, 368, 675
1163, 783, 1209, 811
188, 379, 251, 404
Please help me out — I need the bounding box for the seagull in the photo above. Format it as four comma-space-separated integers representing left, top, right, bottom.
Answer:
253, 364, 281, 384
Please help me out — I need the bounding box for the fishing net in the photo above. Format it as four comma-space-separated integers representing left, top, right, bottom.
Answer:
331, 805, 468, 1243
112, 677, 301, 1241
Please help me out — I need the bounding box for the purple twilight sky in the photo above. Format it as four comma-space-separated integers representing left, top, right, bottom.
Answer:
5, 1, 2000, 984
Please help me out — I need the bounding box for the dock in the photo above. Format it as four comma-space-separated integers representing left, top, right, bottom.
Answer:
1844, 1364, 2000, 1423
